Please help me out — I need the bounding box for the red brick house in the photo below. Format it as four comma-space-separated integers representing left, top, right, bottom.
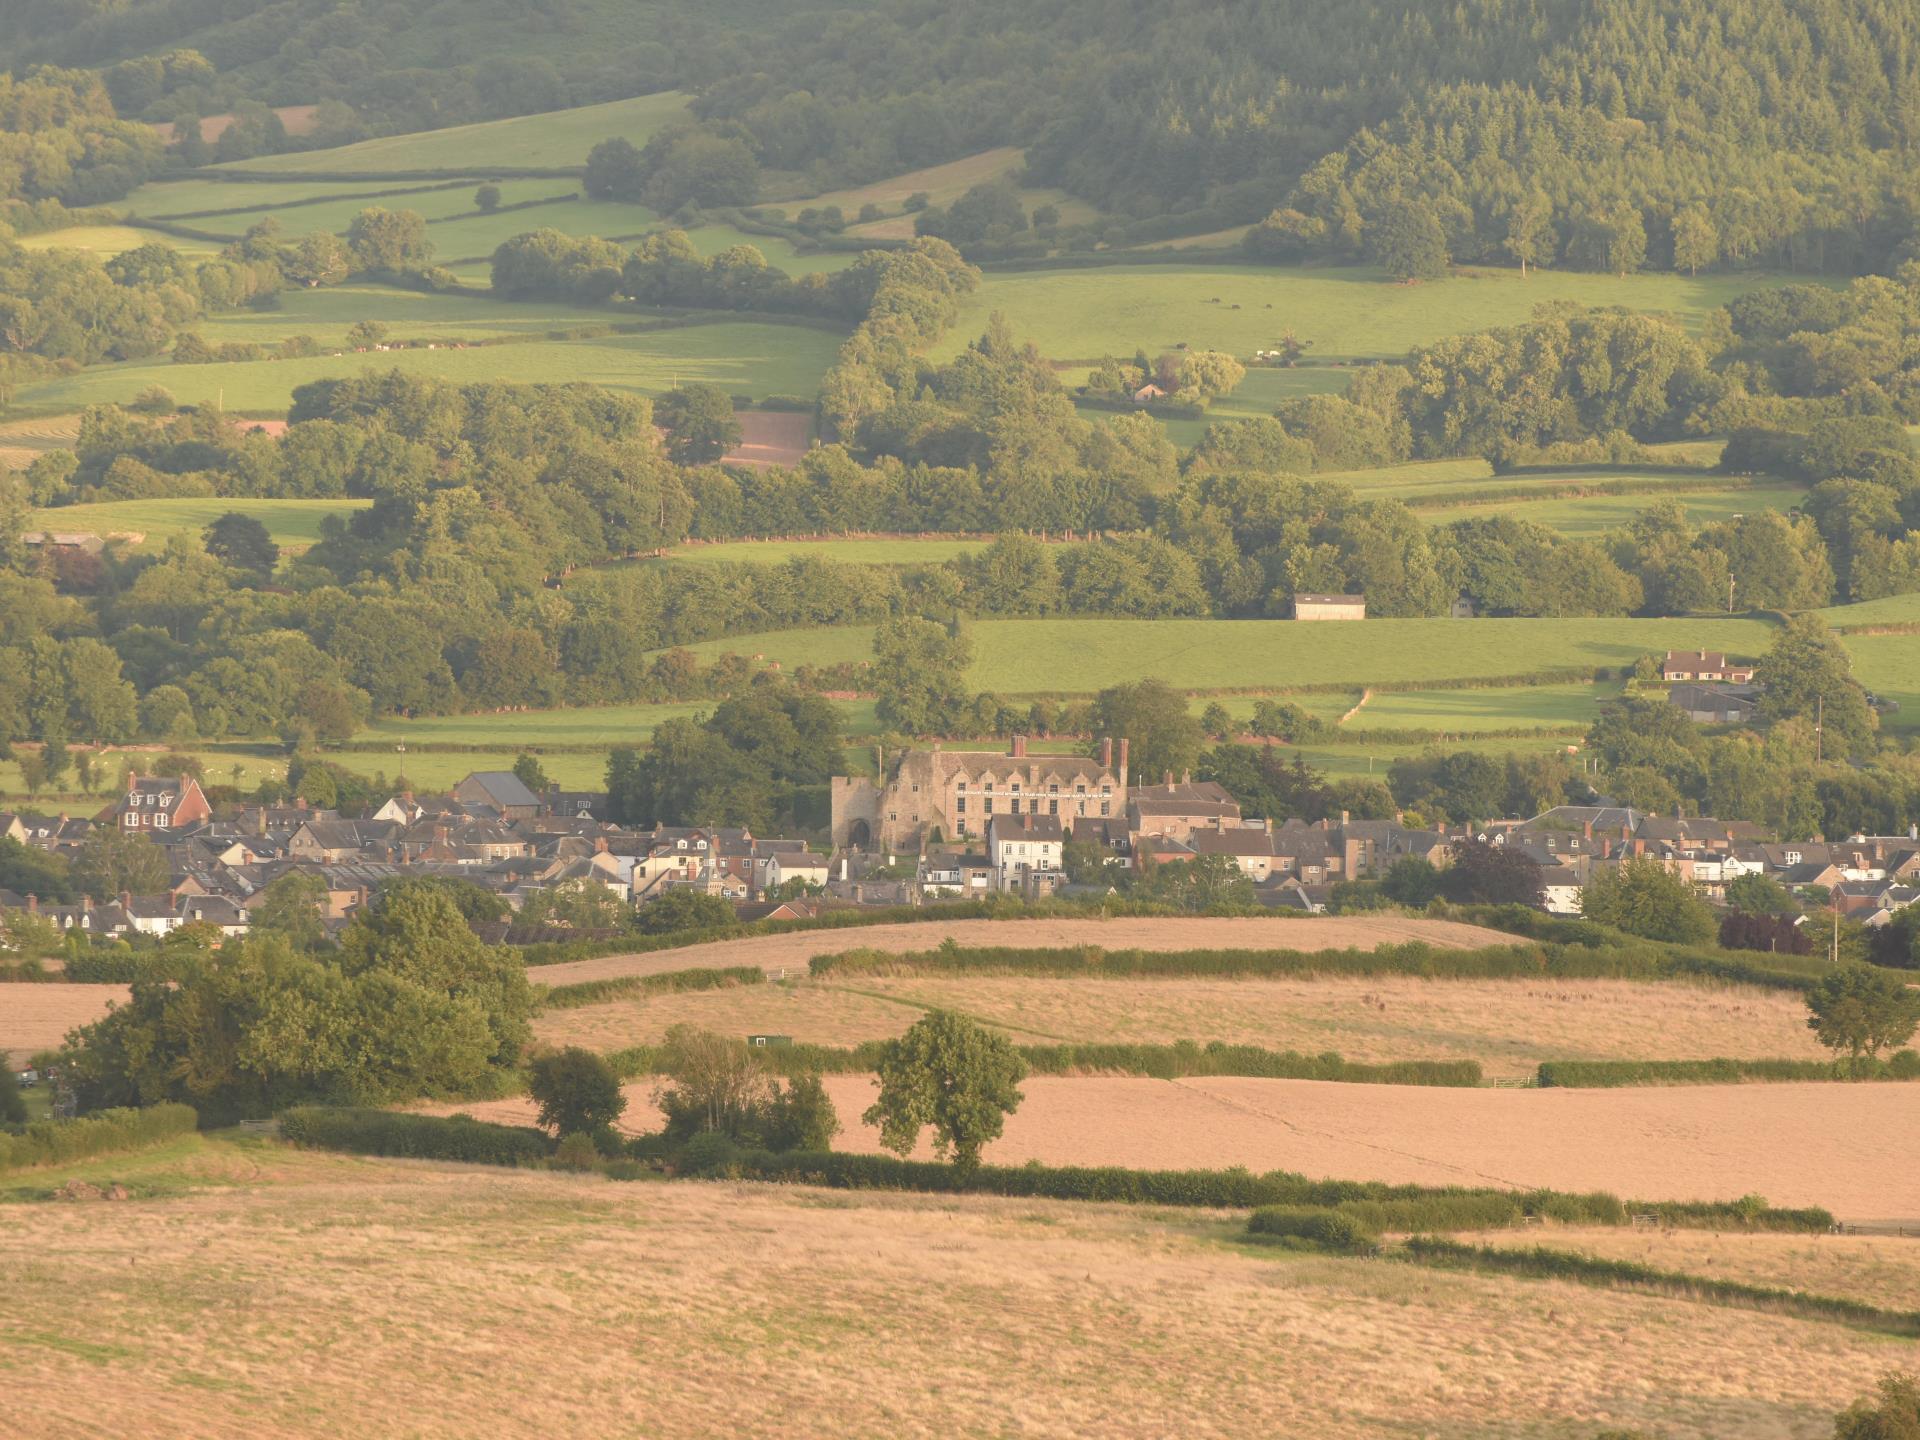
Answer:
97, 774, 212, 834
1662, 650, 1755, 684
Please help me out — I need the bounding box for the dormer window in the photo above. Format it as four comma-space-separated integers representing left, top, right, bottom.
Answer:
677, 839, 687, 850
697, 840, 708, 850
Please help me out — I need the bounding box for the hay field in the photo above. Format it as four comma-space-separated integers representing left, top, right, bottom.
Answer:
440, 1072, 1917, 1218
29, 497, 367, 554
1473, 1227, 1920, 1312
0, 1142, 1887, 1439
528, 914, 1519, 986
0, 984, 127, 1064
533, 974, 1825, 1079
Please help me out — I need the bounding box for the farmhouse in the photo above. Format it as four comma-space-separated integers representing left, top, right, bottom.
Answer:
1661, 650, 1755, 683
987, 812, 1065, 895
831, 736, 1128, 852
1291, 593, 1367, 621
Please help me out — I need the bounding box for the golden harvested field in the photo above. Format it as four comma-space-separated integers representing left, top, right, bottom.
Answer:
1472, 1227, 1920, 1312
437, 1077, 1920, 1220
0, 1137, 1894, 1439
533, 973, 1826, 1078
530, 914, 1518, 986
0, 984, 128, 1064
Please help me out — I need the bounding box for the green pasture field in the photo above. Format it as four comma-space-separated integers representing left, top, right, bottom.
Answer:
194, 284, 643, 348
1462, 482, 1809, 536
668, 616, 1780, 694
1288, 733, 1586, 778
937, 264, 1810, 367
172, 179, 575, 241
28, 497, 367, 553
675, 223, 859, 277
1844, 635, 1920, 734
10, 320, 846, 414
212, 92, 694, 175
663, 538, 991, 566
17, 225, 220, 257
1817, 594, 1920, 627
125, 176, 440, 218
1101, 365, 1355, 447
772, 146, 1102, 233
1342, 681, 1626, 733
423, 197, 660, 262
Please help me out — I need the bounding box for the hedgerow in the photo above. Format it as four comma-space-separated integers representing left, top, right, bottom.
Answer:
278, 1107, 552, 1166
1537, 1054, 1920, 1088
1400, 1239, 1915, 1335
537, 965, 765, 1010
0, 1103, 198, 1172
1246, 1206, 1380, 1251
602, 1039, 1480, 1087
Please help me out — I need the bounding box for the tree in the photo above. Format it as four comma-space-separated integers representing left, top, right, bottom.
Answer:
1199, 701, 1235, 739
1757, 615, 1878, 759
1719, 910, 1811, 954
1806, 966, 1920, 1063
1441, 840, 1544, 906
474, 183, 502, 213
653, 1025, 773, 1139
73, 827, 168, 898
1089, 678, 1203, 784
346, 208, 432, 274
284, 232, 350, 287
511, 752, 550, 794
1504, 191, 1552, 277
203, 512, 279, 577
0, 1071, 24, 1125
872, 616, 973, 735
655, 384, 741, 465
1579, 858, 1715, 943
1671, 203, 1718, 276
1368, 198, 1449, 282
1139, 853, 1255, 912
251, 871, 328, 949
529, 1046, 627, 1137
1725, 873, 1799, 916
636, 888, 734, 934
864, 1011, 1026, 1175
1381, 855, 1442, 906
583, 137, 646, 201
1833, 1371, 1920, 1440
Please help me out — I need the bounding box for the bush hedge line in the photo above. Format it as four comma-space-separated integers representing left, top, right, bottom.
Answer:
1401, 1239, 1915, 1336
1537, 1053, 1920, 1087
603, 1038, 1481, 1086
279, 1107, 552, 1165
0, 1102, 198, 1172
62, 950, 148, 983
537, 965, 765, 1011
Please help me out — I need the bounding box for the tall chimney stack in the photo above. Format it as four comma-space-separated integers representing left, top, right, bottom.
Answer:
1100, 737, 1113, 768
1118, 738, 1129, 792
1011, 735, 1027, 759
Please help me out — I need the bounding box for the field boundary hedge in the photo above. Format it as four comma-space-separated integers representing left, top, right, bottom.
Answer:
538, 965, 765, 1010
807, 937, 1834, 992
1537, 1054, 1920, 1087
602, 1038, 1480, 1087
146, 177, 476, 221
0, 1103, 198, 1172
1399, 1238, 1914, 1335
279, 1107, 552, 1164
189, 165, 581, 183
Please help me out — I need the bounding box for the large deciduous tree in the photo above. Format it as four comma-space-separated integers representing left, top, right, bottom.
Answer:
864, 1011, 1026, 1174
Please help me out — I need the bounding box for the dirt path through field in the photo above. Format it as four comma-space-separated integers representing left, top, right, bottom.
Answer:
530, 914, 1518, 986
0, 984, 128, 1063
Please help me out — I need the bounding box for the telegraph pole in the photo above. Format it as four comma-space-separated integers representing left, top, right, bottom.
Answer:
1727, 575, 1735, 614
1815, 694, 1823, 764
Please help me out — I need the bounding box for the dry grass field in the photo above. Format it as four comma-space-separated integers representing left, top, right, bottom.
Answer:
533, 974, 1826, 1078
1472, 1227, 1920, 1312
0, 984, 129, 1064
529, 914, 1518, 986
435, 1076, 1920, 1220
0, 1136, 1896, 1439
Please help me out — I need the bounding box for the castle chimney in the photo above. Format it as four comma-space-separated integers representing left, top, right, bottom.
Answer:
1100, 737, 1113, 768
25, 894, 36, 915
1011, 735, 1027, 759
1181, 768, 1191, 785
1164, 769, 1173, 787
1118, 738, 1129, 789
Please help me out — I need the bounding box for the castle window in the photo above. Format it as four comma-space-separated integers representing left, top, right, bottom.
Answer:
1101, 784, 1112, 795
956, 798, 967, 814
1049, 800, 1058, 815
1101, 801, 1110, 816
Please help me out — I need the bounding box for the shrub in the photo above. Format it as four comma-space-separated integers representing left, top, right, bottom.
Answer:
1247, 1206, 1379, 1251
552, 1131, 600, 1171
677, 1130, 742, 1177
0, 1102, 197, 1172
278, 1107, 551, 1166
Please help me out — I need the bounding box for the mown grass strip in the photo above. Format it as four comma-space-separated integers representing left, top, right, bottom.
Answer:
1397, 1238, 1919, 1337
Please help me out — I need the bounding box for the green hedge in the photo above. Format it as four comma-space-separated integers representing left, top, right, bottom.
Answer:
1246, 1206, 1380, 1250
62, 950, 148, 983
602, 1038, 1478, 1087
1538, 1053, 1920, 1088
537, 965, 765, 1010
0, 1102, 198, 1172
278, 1107, 552, 1165
1401, 1239, 1914, 1335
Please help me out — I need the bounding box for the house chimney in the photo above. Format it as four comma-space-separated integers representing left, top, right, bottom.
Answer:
81, 893, 92, 913
119, 890, 131, 909
1118, 738, 1129, 789
25, 894, 36, 914
1100, 737, 1113, 768
1340, 810, 1349, 825
296, 795, 307, 811
1181, 768, 1191, 785
1582, 820, 1593, 840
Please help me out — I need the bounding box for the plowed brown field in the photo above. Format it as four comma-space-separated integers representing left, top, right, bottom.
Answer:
0, 984, 128, 1063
